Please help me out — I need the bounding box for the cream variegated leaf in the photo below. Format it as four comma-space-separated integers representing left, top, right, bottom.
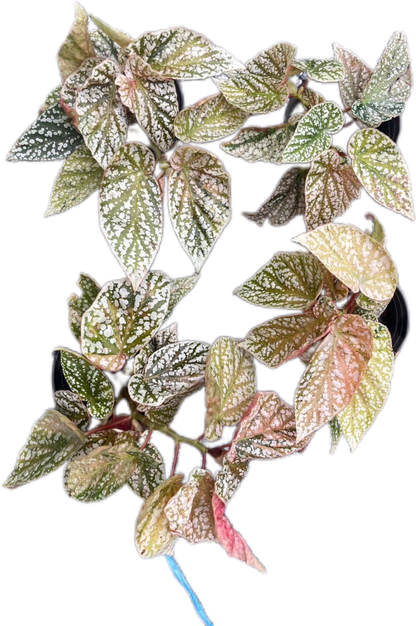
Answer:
234, 251, 323, 309
4, 410, 85, 488
240, 296, 338, 369
330, 417, 342, 453
348, 128, 414, 219
90, 30, 120, 62
134, 323, 178, 375
126, 441, 165, 499
81, 273, 170, 372
293, 58, 344, 82
54, 390, 90, 432
174, 93, 249, 144
165, 469, 216, 543
59, 348, 114, 420
47, 144, 103, 216
282, 103, 344, 163
215, 460, 249, 503
337, 320, 394, 451
245, 167, 308, 226
294, 223, 398, 301
204, 337, 256, 441
144, 395, 184, 427
99, 143, 163, 289
168, 146, 230, 272
165, 274, 200, 318
61, 57, 103, 123
295, 315, 373, 442
57, 3, 96, 81
90, 14, 134, 48
320, 265, 349, 302
76, 59, 128, 168
305, 148, 361, 229
68, 273, 100, 342
298, 87, 325, 109
333, 43, 372, 116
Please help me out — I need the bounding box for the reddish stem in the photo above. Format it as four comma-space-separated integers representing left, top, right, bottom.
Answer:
170, 442, 180, 477
85, 415, 132, 437
346, 292, 359, 313
141, 429, 153, 450
201, 452, 207, 470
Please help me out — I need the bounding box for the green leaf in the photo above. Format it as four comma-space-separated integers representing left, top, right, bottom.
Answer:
90, 30, 120, 62
240, 296, 338, 369
244, 167, 308, 226
59, 348, 114, 420
127, 441, 165, 499
61, 57, 103, 123
295, 315, 374, 442
304, 148, 361, 229
134, 323, 178, 375
333, 43, 372, 116
4, 410, 85, 488
204, 337, 256, 441
294, 223, 398, 301
174, 93, 249, 143
165, 274, 200, 318
144, 396, 184, 427
46, 144, 103, 216
329, 417, 342, 453
90, 14, 133, 48
39, 86, 62, 114
297, 87, 325, 109
366, 212, 386, 246
234, 251, 323, 309
81, 273, 170, 372
168, 146, 230, 272
293, 58, 344, 82
68, 273, 100, 342
282, 102, 344, 163
54, 390, 90, 432
76, 59, 128, 168
58, 3, 96, 81
215, 460, 249, 503
320, 265, 349, 302
337, 320, 394, 451
99, 143, 163, 288
214, 42, 296, 113
348, 128, 414, 219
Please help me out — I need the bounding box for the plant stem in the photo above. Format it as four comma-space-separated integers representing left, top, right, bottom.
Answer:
346, 291, 359, 313
141, 429, 153, 450
171, 442, 180, 477
85, 415, 132, 437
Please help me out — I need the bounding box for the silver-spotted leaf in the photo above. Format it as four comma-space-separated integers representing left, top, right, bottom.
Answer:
134, 323, 178, 375
144, 395, 184, 427
126, 442, 165, 499
333, 43, 372, 115
99, 143, 163, 289
68, 273, 100, 342
39, 86, 62, 114
57, 4, 96, 81
293, 58, 344, 82
294, 223, 398, 301
90, 14, 133, 48
298, 87, 326, 110
90, 30, 120, 62
61, 57, 103, 123
54, 390, 90, 432
348, 128, 413, 219
320, 265, 349, 302
168, 146, 230, 272
215, 460, 249, 503
165, 274, 200, 319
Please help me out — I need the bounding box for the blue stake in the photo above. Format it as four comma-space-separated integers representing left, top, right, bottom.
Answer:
165, 555, 213, 626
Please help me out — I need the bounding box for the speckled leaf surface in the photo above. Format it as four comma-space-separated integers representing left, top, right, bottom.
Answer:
136, 474, 183, 558
234, 251, 323, 309
298, 87, 326, 109
168, 146, 230, 271
144, 395, 184, 427
39, 86, 62, 114
59, 348, 114, 420
134, 323, 178, 375
337, 320, 394, 451
295, 315, 373, 442
90, 30, 120, 62
165, 274, 200, 318
282, 102, 344, 163
240, 297, 338, 369
174, 93, 249, 143
129, 341, 209, 407
294, 223, 398, 301
99, 143, 163, 289
54, 390, 90, 432
81, 273, 170, 372
68, 273, 100, 342
293, 58, 344, 82
348, 129, 413, 219
126, 442, 165, 499
57, 4, 96, 81
214, 43, 296, 114
4, 410, 85, 488
333, 43, 372, 114
215, 460, 249, 503
61, 57, 103, 122
221, 116, 301, 164
245, 167, 307, 226
320, 265, 349, 302
204, 338, 256, 441
305, 148, 361, 229
90, 14, 133, 48
76, 59, 128, 168
47, 144, 103, 215
165, 469, 216, 543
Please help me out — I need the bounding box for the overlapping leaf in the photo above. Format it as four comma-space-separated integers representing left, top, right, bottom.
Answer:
333, 43, 372, 115
298, 87, 325, 109
128, 440, 165, 499
348, 128, 413, 219
90, 14, 133, 48
54, 390, 90, 432
292, 58, 344, 82
57, 3, 96, 81
134, 323, 178, 375
165, 274, 200, 318
39, 86, 62, 114
320, 265, 349, 302
99, 143, 163, 289
61, 57, 103, 122
90, 30, 120, 62
68, 273, 100, 342
294, 223, 398, 301
215, 460, 249, 503
168, 146, 230, 271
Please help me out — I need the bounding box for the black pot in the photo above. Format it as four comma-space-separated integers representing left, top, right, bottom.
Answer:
175, 81, 184, 112
378, 287, 409, 355
377, 116, 401, 143
52, 350, 71, 393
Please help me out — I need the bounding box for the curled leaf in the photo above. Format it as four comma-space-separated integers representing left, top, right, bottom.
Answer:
58, 3, 96, 81
54, 390, 90, 432
165, 274, 200, 318
215, 460, 249, 503
333, 43, 372, 115
293, 58, 344, 82
90, 14, 133, 48
68, 273, 100, 342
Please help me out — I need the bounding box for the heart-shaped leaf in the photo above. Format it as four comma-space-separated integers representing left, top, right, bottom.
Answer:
134, 323, 178, 375
54, 390, 90, 432
127, 440, 165, 499
165, 274, 200, 319
58, 3, 96, 81
292, 58, 344, 82
61, 58, 103, 123
333, 43, 372, 115
90, 14, 133, 48
90, 30, 120, 62
68, 273, 100, 342
215, 460, 249, 503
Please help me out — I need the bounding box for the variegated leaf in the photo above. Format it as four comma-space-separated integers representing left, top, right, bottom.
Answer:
204, 338, 256, 442
295, 315, 373, 442
128, 341, 209, 407
76, 59, 128, 168
168, 146, 230, 271
240, 296, 338, 369
305, 148, 361, 229
39, 86, 62, 114
337, 320, 394, 451
57, 3, 96, 81
136, 474, 183, 558
348, 128, 413, 219
227, 391, 311, 463
174, 93, 249, 143
298, 87, 326, 109
215, 460, 249, 503
59, 348, 114, 420
126, 442, 165, 499
61, 57, 103, 122
90, 30, 120, 62
54, 390, 90, 432
134, 323, 178, 375
90, 14, 133, 48
47, 144, 103, 216
333, 43, 372, 115
320, 265, 349, 302
293, 58, 344, 82
282, 102, 344, 163
144, 395, 184, 427
234, 251, 323, 309
99, 143, 163, 289
81, 273, 170, 372
221, 116, 301, 164
294, 223, 398, 301
214, 42, 296, 114
212, 492, 265, 572
165, 274, 200, 318
245, 167, 308, 226
68, 273, 100, 342
330, 417, 342, 453
165, 469, 216, 543
4, 410, 85, 488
